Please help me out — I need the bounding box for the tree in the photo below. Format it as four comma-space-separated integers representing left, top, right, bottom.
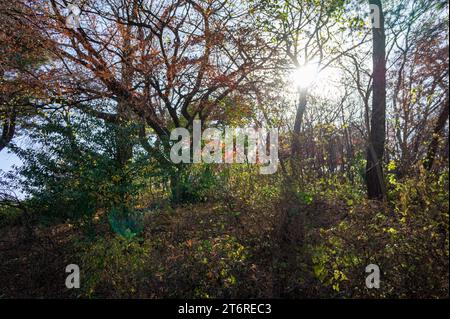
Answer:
0, 1, 49, 152
424, 95, 449, 171
365, 0, 386, 200
16, 0, 275, 203
385, 1, 448, 175
26, 0, 273, 151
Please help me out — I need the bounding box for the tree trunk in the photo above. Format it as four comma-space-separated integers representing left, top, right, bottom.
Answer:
0, 110, 15, 152
292, 88, 308, 156
113, 100, 134, 207
424, 96, 449, 171
365, 0, 387, 200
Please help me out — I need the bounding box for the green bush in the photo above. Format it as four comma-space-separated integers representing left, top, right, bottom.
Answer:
0, 205, 23, 227
170, 164, 224, 204
11, 111, 158, 224
76, 236, 153, 298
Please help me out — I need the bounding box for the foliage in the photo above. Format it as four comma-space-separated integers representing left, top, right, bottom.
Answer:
10, 110, 157, 223
75, 235, 153, 298
163, 235, 252, 298
170, 164, 224, 204
311, 170, 449, 298
0, 0, 447, 300
0, 205, 22, 227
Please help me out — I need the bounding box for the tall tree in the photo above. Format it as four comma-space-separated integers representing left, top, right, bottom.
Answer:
16, 0, 275, 165
366, 0, 386, 200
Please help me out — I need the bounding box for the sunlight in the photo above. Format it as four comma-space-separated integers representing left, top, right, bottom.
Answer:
291, 63, 320, 89
289, 63, 343, 99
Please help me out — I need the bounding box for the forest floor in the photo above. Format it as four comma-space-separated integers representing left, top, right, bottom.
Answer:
0, 200, 345, 298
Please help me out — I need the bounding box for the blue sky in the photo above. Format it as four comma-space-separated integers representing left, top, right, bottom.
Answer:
0, 150, 21, 173
0, 150, 25, 199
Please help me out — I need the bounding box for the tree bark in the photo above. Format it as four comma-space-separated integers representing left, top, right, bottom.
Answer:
366, 0, 387, 200
0, 109, 16, 152
424, 95, 449, 171
292, 88, 308, 156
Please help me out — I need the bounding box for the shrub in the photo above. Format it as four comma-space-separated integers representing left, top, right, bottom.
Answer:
170, 164, 224, 204
162, 235, 252, 298
76, 236, 153, 298
310, 169, 449, 298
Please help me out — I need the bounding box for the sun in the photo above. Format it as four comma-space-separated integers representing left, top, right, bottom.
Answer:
291, 63, 320, 89
288, 63, 343, 98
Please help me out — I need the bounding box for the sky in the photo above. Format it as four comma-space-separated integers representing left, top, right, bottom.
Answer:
0, 143, 25, 199
0, 150, 21, 173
